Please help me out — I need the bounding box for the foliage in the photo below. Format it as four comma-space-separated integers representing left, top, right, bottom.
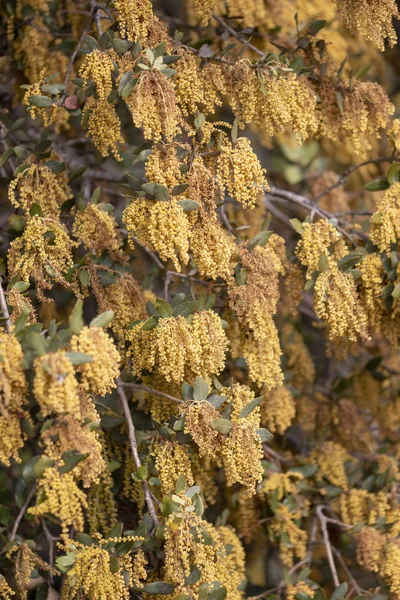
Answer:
1, 1, 400, 599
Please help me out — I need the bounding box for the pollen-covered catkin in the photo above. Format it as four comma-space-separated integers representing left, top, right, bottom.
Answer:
70, 327, 120, 395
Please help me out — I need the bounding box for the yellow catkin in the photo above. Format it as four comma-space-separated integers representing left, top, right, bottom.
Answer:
95, 274, 146, 339
131, 549, 148, 587
73, 203, 122, 257
310, 441, 351, 489
261, 385, 296, 435
8, 162, 71, 217
314, 266, 369, 343
70, 327, 120, 395
87, 469, 118, 536
335, 0, 399, 50
382, 542, 400, 595
229, 242, 284, 389
356, 527, 386, 572
271, 505, 307, 567
61, 546, 129, 600
217, 137, 269, 208
13, 543, 54, 600
220, 384, 264, 495
0, 576, 15, 598
82, 98, 124, 160
128, 311, 227, 384
145, 144, 184, 189
33, 352, 80, 416
153, 440, 194, 494
123, 198, 190, 272
79, 50, 114, 101
40, 416, 106, 487
29, 468, 87, 540
370, 182, 400, 253
114, 0, 153, 42
184, 401, 224, 460
0, 333, 29, 466
7, 216, 77, 301
7, 288, 37, 325
286, 582, 315, 600
126, 70, 181, 142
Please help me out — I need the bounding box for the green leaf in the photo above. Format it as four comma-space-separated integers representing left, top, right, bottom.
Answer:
210, 418, 232, 434
318, 254, 329, 273
387, 162, 400, 184
14, 305, 30, 337
144, 582, 175, 595
178, 199, 198, 212
0, 148, 14, 167
44, 160, 66, 174
290, 218, 304, 234
59, 451, 87, 474
14, 146, 30, 161
336, 91, 344, 115
231, 118, 239, 143
28, 95, 53, 108
34, 456, 55, 479
308, 19, 326, 35
193, 376, 209, 401
89, 310, 115, 328
132, 465, 148, 481
194, 112, 205, 130
156, 298, 173, 318
69, 299, 84, 335
112, 37, 132, 53
91, 186, 101, 204
173, 595, 192, 600
331, 583, 348, 600
108, 522, 124, 539
364, 178, 390, 192
142, 316, 158, 331
172, 183, 189, 196
207, 395, 226, 409
55, 553, 76, 573
78, 268, 90, 287
75, 532, 95, 546
337, 253, 363, 272
208, 587, 227, 600
29, 203, 43, 218
65, 351, 94, 365
13, 281, 30, 293
84, 35, 100, 50
355, 65, 371, 80
249, 230, 272, 251
239, 396, 263, 419
257, 427, 273, 443
10, 118, 27, 132
392, 284, 400, 299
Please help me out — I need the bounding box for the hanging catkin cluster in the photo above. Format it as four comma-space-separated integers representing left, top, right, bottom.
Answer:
128, 310, 228, 383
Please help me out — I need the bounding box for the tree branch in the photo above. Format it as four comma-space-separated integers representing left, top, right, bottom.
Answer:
0, 277, 12, 333
316, 505, 340, 588
116, 378, 160, 527
8, 486, 36, 544
122, 382, 183, 404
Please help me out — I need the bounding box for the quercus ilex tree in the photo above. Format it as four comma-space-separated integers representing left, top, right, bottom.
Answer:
2, 0, 400, 598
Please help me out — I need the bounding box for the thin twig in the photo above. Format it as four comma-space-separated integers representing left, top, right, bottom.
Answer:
60, 26, 91, 105
0, 277, 12, 333
8, 486, 36, 545
313, 156, 399, 205
91, 0, 103, 36
316, 505, 340, 587
212, 13, 265, 58
122, 382, 183, 404
116, 378, 160, 527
